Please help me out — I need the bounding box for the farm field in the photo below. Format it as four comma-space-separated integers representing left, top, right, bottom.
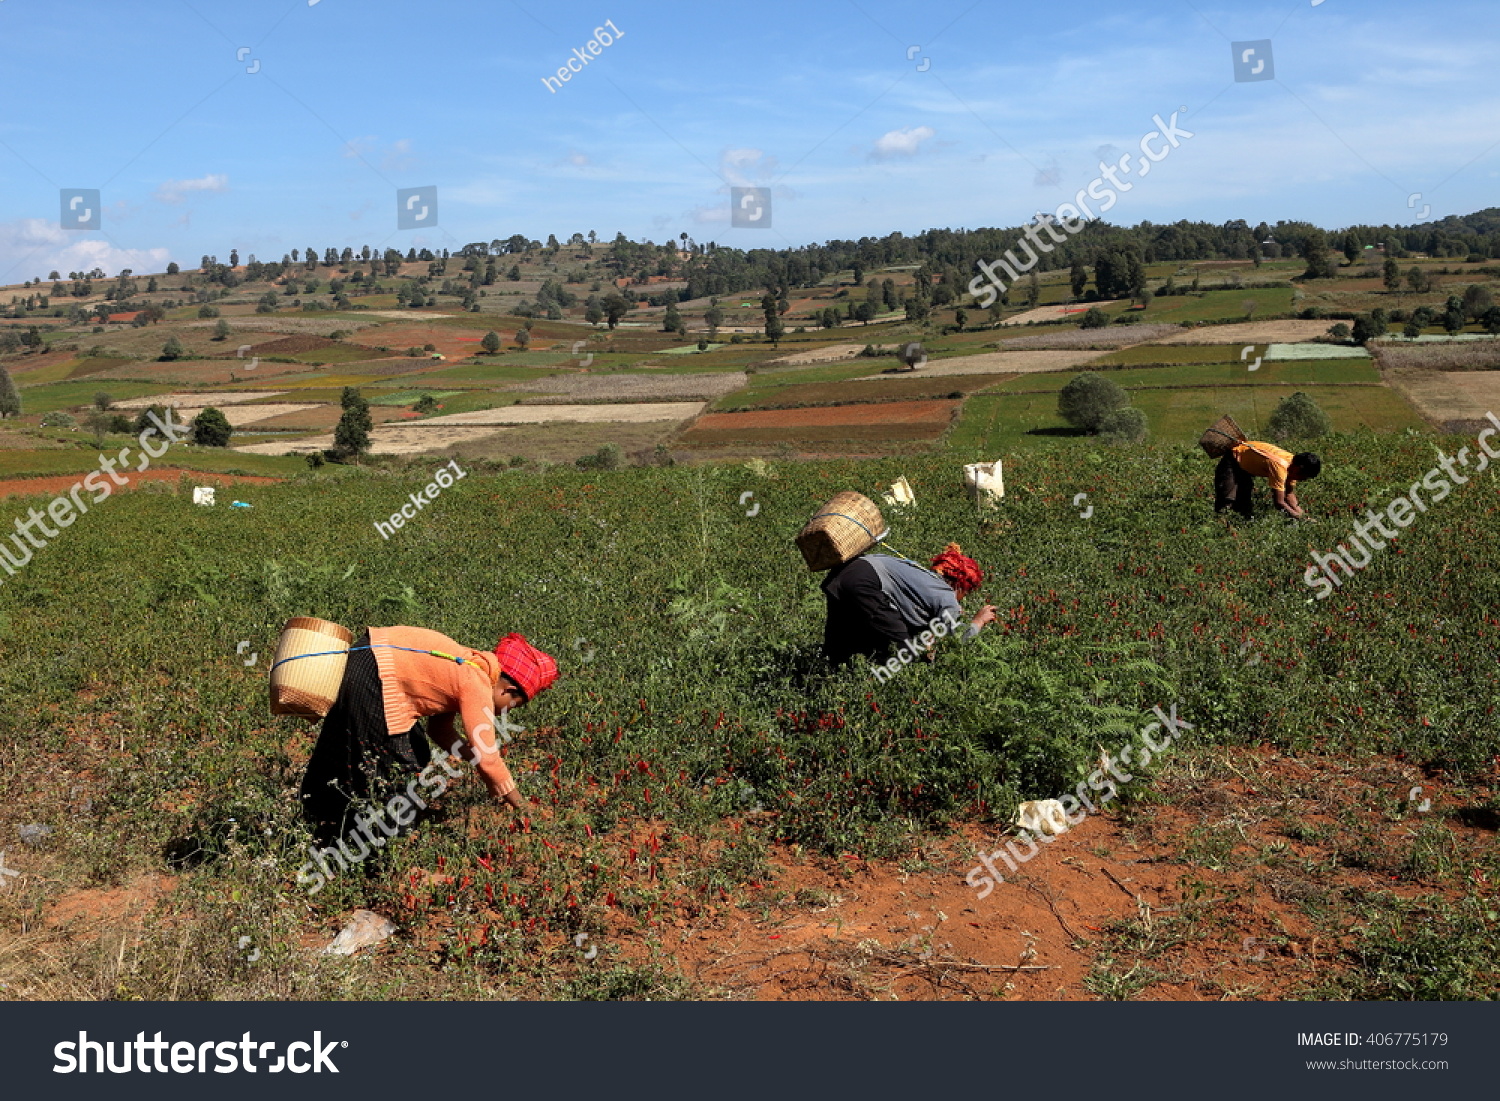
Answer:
2, 440, 1498, 1003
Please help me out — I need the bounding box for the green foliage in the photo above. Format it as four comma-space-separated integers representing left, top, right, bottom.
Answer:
1097, 406, 1149, 444
333, 388, 373, 460
1079, 307, 1111, 330
161, 335, 185, 360
481, 331, 501, 354
0, 366, 21, 419
191, 406, 233, 448
39, 411, 75, 427
1057, 373, 1128, 432
1267, 391, 1331, 442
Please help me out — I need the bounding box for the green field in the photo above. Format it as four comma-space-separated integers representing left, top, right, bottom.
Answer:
2, 439, 1497, 1001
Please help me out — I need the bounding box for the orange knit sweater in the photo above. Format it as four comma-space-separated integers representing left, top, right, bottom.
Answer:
368, 626, 517, 798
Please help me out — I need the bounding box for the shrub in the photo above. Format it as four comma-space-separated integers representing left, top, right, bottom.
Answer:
40, 411, 76, 428
1057, 373, 1128, 433
1078, 307, 1110, 330
161, 335, 185, 361
413, 394, 439, 415
576, 444, 621, 471
1097, 406, 1149, 444
93, 392, 112, 410
1267, 391, 1331, 442
191, 407, 233, 448
1327, 322, 1351, 342
305, 452, 325, 469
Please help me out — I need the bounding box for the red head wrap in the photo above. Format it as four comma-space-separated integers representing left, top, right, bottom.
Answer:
930, 542, 984, 599
493, 633, 559, 702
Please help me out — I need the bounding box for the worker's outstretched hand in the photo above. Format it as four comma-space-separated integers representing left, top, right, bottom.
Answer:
972, 604, 997, 630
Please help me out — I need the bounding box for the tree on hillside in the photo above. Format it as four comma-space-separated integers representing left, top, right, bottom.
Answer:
603, 293, 629, 329
334, 388, 373, 462
0, 367, 21, 419
1300, 232, 1337, 280
161, 335, 185, 361
762, 294, 785, 346
213, 318, 231, 340
1070, 258, 1088, 299
1079, 306, 1110, 329
663, 301, 684, 335
1383, 257, 1401, 293
1462, 284, 1493, 322
481, 330, 501, 354
704, 297, 725, 332
192, 407, 233, 448
513, 326, 530, 349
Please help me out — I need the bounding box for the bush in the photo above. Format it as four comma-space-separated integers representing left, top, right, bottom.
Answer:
576, 444, 621, 471
413, 394, 439, 415
93, 392, 112, 410
1327, 322, 1351, 342
160, 336, 185, 361
305, 452, 325, 469
1097, 406, 1149, 444
1057, 373, 1128, 433
40, 411, 76, 428
191, 406, 233, 448
1078, 307, 1110, 330
1267, 391, 1331, 442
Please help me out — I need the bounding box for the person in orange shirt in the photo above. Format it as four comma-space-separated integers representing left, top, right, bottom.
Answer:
1215, 440, 1321, 519
299, 626, 558, 840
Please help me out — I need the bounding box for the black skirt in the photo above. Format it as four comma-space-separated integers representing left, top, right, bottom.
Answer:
299, 633, 432, 840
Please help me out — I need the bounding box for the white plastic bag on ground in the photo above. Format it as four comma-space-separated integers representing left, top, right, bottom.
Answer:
1014, 799, 1069, 837
882, 475, 916, 508
322, 909, 397, 956
192, 487, 216, 506
963, 461, 1004, 506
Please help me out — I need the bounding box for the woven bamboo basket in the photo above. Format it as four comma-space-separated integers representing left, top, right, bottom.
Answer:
269, 617, 354, 719
1199, 413, 1248, 458
796, 492, 888, 571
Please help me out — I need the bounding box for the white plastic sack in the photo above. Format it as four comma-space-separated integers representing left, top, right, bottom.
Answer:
192, 487, 216, 507
881, 475, 916, 508
1014, 798, 1069, 837
963, 460, 1004, 506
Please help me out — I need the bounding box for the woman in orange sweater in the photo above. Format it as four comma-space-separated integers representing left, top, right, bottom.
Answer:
299, 626, 558, 839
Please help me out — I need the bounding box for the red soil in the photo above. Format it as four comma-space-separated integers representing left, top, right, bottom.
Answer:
0, 469, 281, 500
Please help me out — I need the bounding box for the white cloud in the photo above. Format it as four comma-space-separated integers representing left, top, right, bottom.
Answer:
0, 218, 170, 283
720, 147, 778, 186
870, 126, 935, 161
155, 173, 229, 204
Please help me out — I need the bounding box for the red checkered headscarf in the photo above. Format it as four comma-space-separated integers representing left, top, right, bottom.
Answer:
493, 633, 559, 702
931, 542, 984, 599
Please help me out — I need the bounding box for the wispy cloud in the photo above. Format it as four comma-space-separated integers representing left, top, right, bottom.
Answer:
155, 174, 229, 204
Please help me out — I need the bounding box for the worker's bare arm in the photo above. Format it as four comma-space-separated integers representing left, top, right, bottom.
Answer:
1272, 489, 1304, 518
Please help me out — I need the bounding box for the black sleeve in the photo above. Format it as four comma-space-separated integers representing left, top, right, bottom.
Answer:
823, 559, 909, 665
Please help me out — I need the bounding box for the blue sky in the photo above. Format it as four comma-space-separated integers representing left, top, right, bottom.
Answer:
1, 0, 1496, 281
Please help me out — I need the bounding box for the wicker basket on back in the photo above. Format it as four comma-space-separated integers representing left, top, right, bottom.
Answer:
269, 617, 354, 719
1199, 414, 1248, 458
796, 492, 888, 572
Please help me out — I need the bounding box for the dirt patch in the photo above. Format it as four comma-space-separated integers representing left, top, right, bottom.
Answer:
245, 404, 414, 431
999, 324, 1185, 350
1372, 341, 1500, 371
731, 374, 1014, 410
509, 372, 748, 402
241, 335, 345, 356
0, 469, 282, 499
1157, 320, 1334, 345
113, 391, 288, 409
855, 350, 1108, 379
351, 324, 485, 360
47, 874, 177, 929
763, 344, 868, 366
694, 399, 957, 431
170, 403, 325, 427
234, 425, 510, 456
422, 403, 706, 426
1001, 301, 1126, 326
